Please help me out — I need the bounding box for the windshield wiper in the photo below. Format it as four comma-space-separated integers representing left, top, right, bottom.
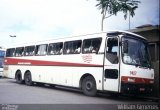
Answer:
135, 63, 141, 67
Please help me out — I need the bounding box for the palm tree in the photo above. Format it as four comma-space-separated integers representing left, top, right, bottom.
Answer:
96, 0, 140, 31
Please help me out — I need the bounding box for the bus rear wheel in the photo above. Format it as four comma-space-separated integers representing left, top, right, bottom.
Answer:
24, 71, 33, 86
15, 71, 23, 84
82, 76, 97, 96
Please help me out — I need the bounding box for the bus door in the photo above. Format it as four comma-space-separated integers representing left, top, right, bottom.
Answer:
103, 36, 120, 92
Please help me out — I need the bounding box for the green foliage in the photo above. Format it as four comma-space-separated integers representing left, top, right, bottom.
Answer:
96, 0, 141, 19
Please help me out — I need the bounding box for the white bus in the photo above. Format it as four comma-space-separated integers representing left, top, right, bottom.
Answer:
3, 31, 154, 96
0, 47, 5, 77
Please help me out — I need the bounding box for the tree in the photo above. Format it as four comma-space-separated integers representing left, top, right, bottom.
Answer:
96, 0, 141, 31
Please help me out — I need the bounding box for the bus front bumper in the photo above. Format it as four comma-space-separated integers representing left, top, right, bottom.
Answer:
121, 83, 153, 95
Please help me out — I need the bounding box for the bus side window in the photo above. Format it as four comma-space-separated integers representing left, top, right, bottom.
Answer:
106, 38, 118, 64
73, 40, 82, 54
15, 47, 24, 57
6, 48, 15, 57
48, 42, 63, 55
63, 40, 82, 54
24, 46, 35, 56
64, 42, 71, 54
82, 38, 102, 54
48, 43, 55, 55
35, 44, 48, 56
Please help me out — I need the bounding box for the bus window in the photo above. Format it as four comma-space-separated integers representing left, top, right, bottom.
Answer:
48, 42, 63, 55
6, 48, 15, 57
82, 38, 102, 54
63, 40, 82, 54
0, 50, 5, 68
0, 51, 5, 57
15, 47, 24, 57
24, 46, 35, 56
35, 44, 48, 56
106, 37, 118, 64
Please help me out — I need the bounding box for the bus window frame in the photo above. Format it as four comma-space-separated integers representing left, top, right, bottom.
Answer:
15, 47, 24, 57
6, 48, 15, 57
63, 40, 82, 55
24, 45, 35, 56
35, 44, 48, 56
82, 37, 102, 54
47, 42, 63, 55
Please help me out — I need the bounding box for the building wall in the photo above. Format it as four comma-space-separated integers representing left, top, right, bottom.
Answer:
137, 30, 159, 42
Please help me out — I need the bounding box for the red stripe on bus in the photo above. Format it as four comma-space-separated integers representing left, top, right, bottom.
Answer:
4, 58, 103, 67
121, 76, 154, 84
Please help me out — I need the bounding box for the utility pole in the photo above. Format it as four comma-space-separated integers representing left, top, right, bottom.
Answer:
10, 35, 16, 45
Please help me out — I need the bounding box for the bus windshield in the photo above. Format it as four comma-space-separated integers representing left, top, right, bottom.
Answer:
122, 37, 151, 68
0, 50, 5, 68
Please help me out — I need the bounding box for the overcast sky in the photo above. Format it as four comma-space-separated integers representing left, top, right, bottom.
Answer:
0, 0, 159, 47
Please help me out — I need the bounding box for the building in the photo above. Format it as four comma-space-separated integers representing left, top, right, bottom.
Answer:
129, 24, 160, 97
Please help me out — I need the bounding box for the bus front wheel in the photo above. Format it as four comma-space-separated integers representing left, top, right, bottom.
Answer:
82, 76, 97, 96
24, 71, 33, 86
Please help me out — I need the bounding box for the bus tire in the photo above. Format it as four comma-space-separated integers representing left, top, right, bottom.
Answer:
82, 76, 97, 96
15, 71, 23, 84
24, 71, 33, 86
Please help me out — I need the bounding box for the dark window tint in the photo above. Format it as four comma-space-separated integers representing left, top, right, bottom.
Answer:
63, 40, 82, 54
35, 44, 48, 56
82, 38, 102, 53
48, 42, 63, 55
15, 47, 24, 57
106, 37, 118, 64
105, 69, 118, 79
6, 48, 15, 57
24, 46, 35, 56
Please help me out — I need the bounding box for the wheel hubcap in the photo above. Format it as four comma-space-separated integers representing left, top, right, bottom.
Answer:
86, 81, 93, 90
26, 74, 30, 82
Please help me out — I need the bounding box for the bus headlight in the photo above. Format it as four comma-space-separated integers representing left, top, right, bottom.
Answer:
127, 78, 135, 83
149, 80, 154, 84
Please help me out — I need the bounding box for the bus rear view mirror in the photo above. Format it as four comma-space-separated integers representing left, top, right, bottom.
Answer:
122, 40, 128, 53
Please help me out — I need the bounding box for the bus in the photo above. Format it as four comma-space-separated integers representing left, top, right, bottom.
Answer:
3, 31, 154, 96
0, 47, 5, 77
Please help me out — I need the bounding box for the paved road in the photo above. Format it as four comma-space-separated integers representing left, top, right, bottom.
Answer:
0, 78, 159, 110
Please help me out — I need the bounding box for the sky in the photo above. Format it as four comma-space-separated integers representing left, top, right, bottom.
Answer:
0, 0, 159, 48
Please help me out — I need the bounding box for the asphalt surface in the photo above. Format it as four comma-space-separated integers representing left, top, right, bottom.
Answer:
0, 78, 159, 110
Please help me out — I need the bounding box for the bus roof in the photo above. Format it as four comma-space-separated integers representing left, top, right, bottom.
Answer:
7, 30, 146, 48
